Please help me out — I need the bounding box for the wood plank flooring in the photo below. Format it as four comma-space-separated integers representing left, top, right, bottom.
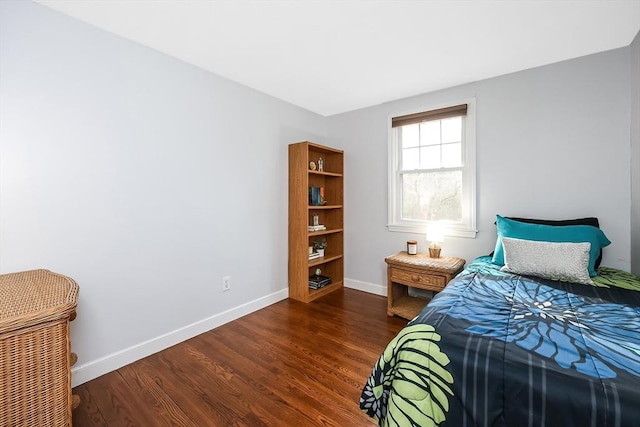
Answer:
72, 288, 408, 426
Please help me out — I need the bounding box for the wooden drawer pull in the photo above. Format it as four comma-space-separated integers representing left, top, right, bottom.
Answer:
71, 394, 81, 410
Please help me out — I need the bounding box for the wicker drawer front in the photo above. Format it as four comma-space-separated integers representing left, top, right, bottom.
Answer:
1, 321, 71, 427
390, 268, 446, 290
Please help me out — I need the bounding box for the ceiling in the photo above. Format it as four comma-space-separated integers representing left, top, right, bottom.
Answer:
34, 0, 640, 117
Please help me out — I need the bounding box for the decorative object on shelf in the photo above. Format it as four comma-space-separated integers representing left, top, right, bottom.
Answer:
309, 267, 332, 289
407, 240, 418, 255
314, 237, 327, 257
318, 157, 324, 172
314, 238, 327, 250
427, 224, 445, 258
309, 161, 316, 170
313, 213, 319, 226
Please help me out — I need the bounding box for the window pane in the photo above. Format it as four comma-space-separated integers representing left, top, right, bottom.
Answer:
420, 146, 440, 169
441, 143, 461, 167
402, 147, 419, 170
420, 121, 440, 146
401, 124, 420, 148
441, 117, 461, 143
401, 170, 462, 221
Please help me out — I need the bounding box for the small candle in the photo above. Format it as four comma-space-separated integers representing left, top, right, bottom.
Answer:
407, 240, 417, 255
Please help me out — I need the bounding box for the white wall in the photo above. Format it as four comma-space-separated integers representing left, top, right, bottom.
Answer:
631, 30, 640, 277
328, 48, 632, 292
0, 1, 325, 385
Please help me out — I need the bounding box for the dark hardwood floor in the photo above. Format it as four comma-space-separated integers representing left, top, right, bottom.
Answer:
72, 288, 408, 426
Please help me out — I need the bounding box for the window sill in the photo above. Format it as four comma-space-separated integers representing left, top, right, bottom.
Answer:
387, 224, 477, 239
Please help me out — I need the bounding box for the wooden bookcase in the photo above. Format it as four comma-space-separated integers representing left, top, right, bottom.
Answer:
288, 141, 344, 302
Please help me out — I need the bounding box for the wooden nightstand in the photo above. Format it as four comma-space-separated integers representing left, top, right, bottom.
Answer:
385, 252, 465, 320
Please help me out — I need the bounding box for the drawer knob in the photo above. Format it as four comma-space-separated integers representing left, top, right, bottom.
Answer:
72, 394, 81, 410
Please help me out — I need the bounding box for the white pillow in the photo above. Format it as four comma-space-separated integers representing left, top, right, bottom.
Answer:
500, 237, 594, 285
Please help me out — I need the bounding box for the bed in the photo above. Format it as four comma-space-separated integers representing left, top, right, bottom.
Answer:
360, 217, 640, 426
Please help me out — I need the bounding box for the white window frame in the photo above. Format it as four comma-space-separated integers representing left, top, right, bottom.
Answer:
387, 98, 477, 238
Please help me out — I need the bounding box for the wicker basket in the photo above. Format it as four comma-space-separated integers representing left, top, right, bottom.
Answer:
0, 269, 79, 427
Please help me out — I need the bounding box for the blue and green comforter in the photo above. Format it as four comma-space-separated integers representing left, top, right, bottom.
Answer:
360, 257, 640, 426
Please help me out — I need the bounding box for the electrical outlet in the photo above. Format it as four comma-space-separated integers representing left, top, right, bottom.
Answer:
222, 276, 231, 292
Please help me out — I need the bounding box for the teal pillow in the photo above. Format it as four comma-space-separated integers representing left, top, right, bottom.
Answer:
491, 215, 611, 277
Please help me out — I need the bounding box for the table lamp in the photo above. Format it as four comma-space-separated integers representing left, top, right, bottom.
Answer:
426, 224, 444, 258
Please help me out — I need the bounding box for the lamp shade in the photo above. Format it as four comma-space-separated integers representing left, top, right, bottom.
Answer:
426, 224, 445, 243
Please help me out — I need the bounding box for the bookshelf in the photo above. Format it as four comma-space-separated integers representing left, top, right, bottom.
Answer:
288, 141, 344, 302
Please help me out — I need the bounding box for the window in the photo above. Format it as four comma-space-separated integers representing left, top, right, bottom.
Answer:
388, 99, 476, 238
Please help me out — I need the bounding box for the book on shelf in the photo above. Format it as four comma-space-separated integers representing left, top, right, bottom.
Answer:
308, 252, 322, 260
308, 186, 325, 206
308, 225, 326, 232
308, 274, 332, 289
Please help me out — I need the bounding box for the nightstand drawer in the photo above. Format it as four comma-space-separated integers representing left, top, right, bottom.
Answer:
390, 269, 446, 290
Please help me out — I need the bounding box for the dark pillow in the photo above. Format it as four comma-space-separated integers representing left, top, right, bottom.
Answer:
493, 217, 603, 268
506, 217, 600, 228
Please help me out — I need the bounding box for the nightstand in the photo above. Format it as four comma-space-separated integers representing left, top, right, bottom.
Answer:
385, 252, 465, 320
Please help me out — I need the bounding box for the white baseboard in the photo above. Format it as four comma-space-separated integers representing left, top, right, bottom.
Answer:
71, 288, 289, 387
344, 277, 386, 296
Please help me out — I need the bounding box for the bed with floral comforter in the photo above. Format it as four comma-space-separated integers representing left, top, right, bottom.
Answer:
360, 257, 640, 426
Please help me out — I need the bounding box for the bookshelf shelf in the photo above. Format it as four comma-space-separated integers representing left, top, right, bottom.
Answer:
308, 254, 343, 268
289, 141, 344, 303
308, 205, 343, 210
310, 170, 342, 178
308, 228, 343, 237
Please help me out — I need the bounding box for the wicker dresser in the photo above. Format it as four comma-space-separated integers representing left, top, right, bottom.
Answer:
0, 269, 79, 427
